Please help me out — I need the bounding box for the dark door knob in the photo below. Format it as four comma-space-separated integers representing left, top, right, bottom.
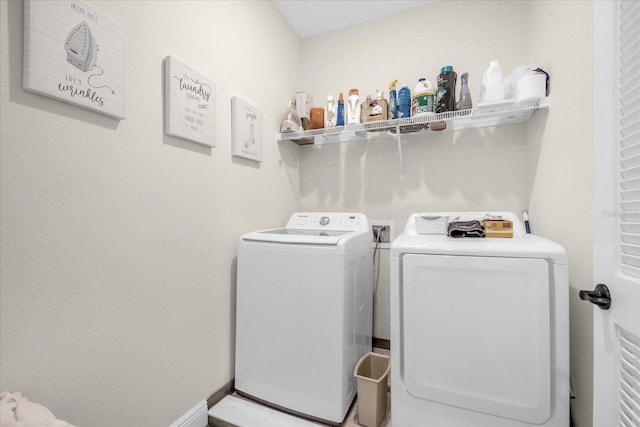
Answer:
579, 283, 611, 310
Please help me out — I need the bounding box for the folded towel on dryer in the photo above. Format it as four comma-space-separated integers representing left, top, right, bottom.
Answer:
447, 220, 485, 238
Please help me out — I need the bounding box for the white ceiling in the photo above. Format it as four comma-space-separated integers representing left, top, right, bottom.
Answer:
272, 0, 434, 39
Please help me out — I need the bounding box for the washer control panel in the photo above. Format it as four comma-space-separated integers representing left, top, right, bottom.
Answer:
286, 212, 369, 232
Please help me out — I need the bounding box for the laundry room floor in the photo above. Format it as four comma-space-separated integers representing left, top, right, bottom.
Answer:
209, 348, 391, 427
341, 388, 391, 427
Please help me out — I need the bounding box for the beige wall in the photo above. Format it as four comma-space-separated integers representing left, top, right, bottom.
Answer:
527, 2, 594, 427
1, 0, 596, 426
0, 1, 301, 426
298, 1, 594, 425
298, 0, 531, 339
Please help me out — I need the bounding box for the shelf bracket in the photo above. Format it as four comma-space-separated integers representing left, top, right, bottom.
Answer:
395, 125, 405, 180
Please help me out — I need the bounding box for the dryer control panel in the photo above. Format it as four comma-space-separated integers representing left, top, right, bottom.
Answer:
286, 212, 369, 232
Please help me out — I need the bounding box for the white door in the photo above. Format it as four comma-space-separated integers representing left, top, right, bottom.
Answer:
591, 1, 640, 426
402, 254, 551, 424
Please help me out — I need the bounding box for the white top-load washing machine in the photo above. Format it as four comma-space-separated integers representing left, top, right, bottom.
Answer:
390, 212, 569, 426
235, 212, 373, 425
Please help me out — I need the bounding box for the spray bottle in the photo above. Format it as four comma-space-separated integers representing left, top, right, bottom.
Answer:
374, 89, 389, 120
388, 79, 398, 119
457, 72, 472, 111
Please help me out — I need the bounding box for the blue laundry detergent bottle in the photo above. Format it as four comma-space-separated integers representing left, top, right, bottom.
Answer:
398, 84, 411, 118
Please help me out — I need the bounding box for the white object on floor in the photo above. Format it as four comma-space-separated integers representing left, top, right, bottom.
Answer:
208, 395, 325, 427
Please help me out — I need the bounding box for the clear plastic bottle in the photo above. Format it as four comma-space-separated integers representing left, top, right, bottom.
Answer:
457, 72, 472, 111
375, 89, 388, 119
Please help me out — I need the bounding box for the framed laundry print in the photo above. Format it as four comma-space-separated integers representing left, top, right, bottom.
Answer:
164, 56, 216, 147
23, 0, 126, 119
231, 97, 263, 162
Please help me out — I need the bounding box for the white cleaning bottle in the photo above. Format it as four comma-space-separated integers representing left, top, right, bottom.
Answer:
346, 88, 361, 125
325, 95, 336, 127
412, 77, 435, 116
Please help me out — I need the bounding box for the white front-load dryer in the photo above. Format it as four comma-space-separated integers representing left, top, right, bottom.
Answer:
235, 212, 373, 425
390, 212, 569, 426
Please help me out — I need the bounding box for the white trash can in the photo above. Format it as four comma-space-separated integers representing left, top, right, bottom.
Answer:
354, 352, 390, 427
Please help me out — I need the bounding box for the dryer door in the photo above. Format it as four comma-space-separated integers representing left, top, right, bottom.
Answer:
401, 254, 551, 424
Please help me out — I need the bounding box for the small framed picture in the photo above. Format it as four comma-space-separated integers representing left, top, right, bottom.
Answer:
164, 56, 215, 147
23, 0, 126, 119
231, 97, 262, 162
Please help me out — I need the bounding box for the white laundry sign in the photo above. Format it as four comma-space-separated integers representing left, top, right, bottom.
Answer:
231, 97, 263, 162
23, 0, 126, 119
164, 56, 215, 147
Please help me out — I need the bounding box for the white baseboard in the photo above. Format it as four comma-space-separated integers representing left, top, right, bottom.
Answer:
169, 400, 208, 427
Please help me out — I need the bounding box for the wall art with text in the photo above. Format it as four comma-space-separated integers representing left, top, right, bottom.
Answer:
23, 0, 126, 119
164, 56, 216, 147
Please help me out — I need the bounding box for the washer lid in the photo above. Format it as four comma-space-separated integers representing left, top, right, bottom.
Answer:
242, 228, 353, 245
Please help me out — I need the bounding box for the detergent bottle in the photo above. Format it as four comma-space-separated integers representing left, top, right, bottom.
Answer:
432, 66, 457, 131
388, 79, 398, 119
480, 60, 505, 104
412, 77, 436, 116
436, 65, 457, 113
398, 84, 411, 118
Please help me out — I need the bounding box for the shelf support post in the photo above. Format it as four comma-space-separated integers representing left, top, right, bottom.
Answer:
395, 125, 405, 180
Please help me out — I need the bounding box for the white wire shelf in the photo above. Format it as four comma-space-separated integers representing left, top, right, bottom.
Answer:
277, 96, 551, 145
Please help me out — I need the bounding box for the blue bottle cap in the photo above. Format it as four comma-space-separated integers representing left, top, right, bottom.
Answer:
441, 65, 454, 73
